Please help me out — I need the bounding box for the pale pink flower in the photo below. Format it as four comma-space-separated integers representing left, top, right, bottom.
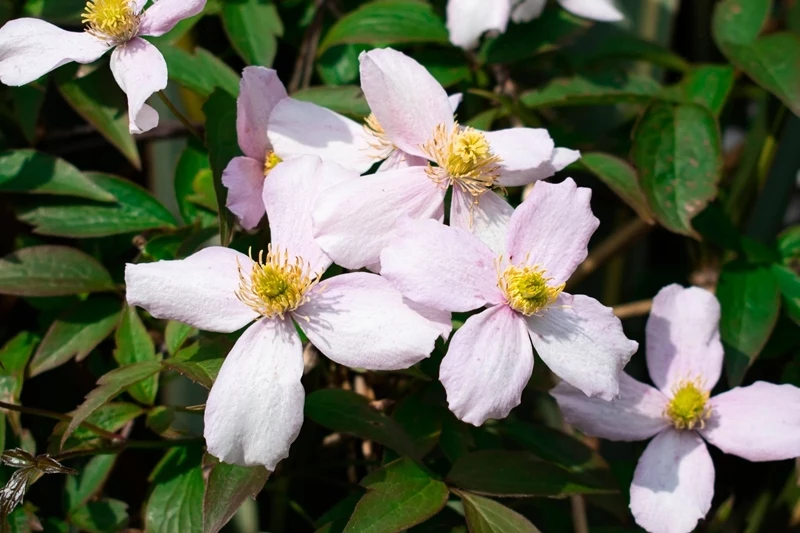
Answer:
126, 155, 448, 469
551, 284, 800, 533
380, 178, 637, 425
312, 48, 580, 269
0, 0, 206, 133
447, 0, 624, 49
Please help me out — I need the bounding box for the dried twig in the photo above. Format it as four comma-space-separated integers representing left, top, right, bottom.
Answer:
613, 299, 653, 320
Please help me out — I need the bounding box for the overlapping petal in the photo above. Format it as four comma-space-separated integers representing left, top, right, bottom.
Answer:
484, 128, 555, 187
236, 66, 287, 160
138, 0, 208, 37
449, 187, 514, 256
446, 0, 511, 49
109, 37, 167, 133
222, 156, 268, 231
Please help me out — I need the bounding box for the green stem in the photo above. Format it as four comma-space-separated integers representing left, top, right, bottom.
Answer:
0, 400, 122, 443
157, 91, 203, 141
53, 437, 203, 462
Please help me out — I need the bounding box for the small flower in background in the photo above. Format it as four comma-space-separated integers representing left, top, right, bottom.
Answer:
551, 284, 800, 533
0, 0, 206, 134
380, 178, 638, 425
447, 0, 625, 49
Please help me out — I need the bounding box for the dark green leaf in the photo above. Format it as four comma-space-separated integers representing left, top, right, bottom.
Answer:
778, 225, 800, 261
580, 153, 653, 222
318, 45, 368, 86
414, 49, 471, 88
520, 72, 661, 109
145, 446, 204, 533
21, 0, 84, 23
292, 86, 371, 119
0, 332, 38, 436
157, 45, 240, 98
64, 454, 116, 513
11, 83, 46, 145
114, 305, 160, 405
771, 264, 800, 326
222, 0, 283, 67
392, 387, 444, 457
203, 90, 240, 245
0, 246, 115, 297
455, 490, 541, 533
163, 338, 229, 389
51, 403, 143, 455
175, 140, 217, 227
165, 321, 197, 356
69, 498, 129, 533
202, 455, 269, 533
659, 65, 735, 116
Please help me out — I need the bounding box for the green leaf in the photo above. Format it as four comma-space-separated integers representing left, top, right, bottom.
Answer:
0, 246, 115, 297
165, 321, 197, 356
520, 72, 661, 109
778, 225, 800, 261
305, 389, 418, 458
318, 44, 368, 86
631, 103, 722, 237
319, 0, 449, 55
292, 86, 371, 119
391, 386, 444, 457
0, 150, 115, 202
29, 296, 122, 377
222, 0, 283, 67
717, 261, 781, 386
203, 90, 240, 244
175, 140, 217, 227
51, 402, 144, 455
0, 332, 38, 436
202, 455, 269, 533
114, 305, 160, 405
64, 454, 117, 513
157, 44, 240, 98
414, 49, 471, 88
344, 458, 448, 533
659, 65, 735, 116
11, 82, 46, 144
580, 153, 653, 222
68, 499, 129, 533
163, 338, 229, 389
455, 490, 541, 533
21, 0, 84, 23
146, 446, 204, 533
772, 264, 800, 326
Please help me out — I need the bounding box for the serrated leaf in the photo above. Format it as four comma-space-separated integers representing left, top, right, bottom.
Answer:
0, 332, 38, 436
165, 321, 197, 356
202, 455, 269, 533
456, 490, 541, 533
203, 90, 240, 245
114, 305, 160, 405
163, 338, 229, 389
580, 153, 653, 222
520, 72, 661, 109
292, 86, 371, 119
146, 446, 204, 533
157, 44, 239, 98
222, 0, 283, 67
50, 403, 144, 455
0, 246, 115, 297
660, 65, 735, 116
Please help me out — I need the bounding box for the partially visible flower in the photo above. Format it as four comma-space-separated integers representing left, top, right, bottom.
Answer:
0, 0, 206, 133
313, 48, 579, 269
447, 0, 624, 49
126, 155, 447, 469
551, 284, 800, 533
380, 178, 637, 425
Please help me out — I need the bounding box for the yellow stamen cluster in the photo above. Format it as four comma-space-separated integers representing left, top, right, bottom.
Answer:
264, 151, 282, 176
498, 260, 563, 316
235, 246, 319, 319
665, 379, 711, 430
363, 113, 395, 159
82, 0, 140, 44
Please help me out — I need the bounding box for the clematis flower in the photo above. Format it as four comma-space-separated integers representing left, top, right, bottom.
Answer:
126, 155, 447, 469
447, 0, 624, 49
0, 0, 206, 133
313, 48, 579, 269
551, 284, 800, 533
380, 178, 638, 425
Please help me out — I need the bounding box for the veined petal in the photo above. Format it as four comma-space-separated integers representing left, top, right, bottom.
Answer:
359, 48, 453, 158
441, 305, 533, 425
446, 0, 511, 49
297, 273, 441, 370
0, 18, 109, 86
630, 430, 714, 533
450, 187, 513, 256
110, 37, 167, 134
646, 284, 724, 394
222, 156, 267, 231
380, 217, 502, 313
557, 0, 624, 21
313, 166, 445, 269
236, 66, 287, 160
505, 178, 599, 285
551, 374, 669, 441
139, 0, 208, 37
485, 128, 555, 187
377, 150, 427, 172
204, 317, 304, 469
528, 294, 637, 401
125, 247, 259, 333
511, 0, 547, 23
701, 382, 800, 462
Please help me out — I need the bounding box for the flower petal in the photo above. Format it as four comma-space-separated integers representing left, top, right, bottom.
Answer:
528, 294, 638, 400
0, 19, 109, 86
236, 66, 287, 160
139, 0, 208, 37
204, 317, 304, 469
557, 0, 624, 22
440, 305, 532, 425
377, 149, 427, 172
551, 374, 669, 441
359, 48, 453, 157
505, 178, 599, 285
125, 247, 258, 333
485, 128, 555, 187
450, 187, 513, 256
267, 97, 376, 174
446, 0, 511, 49
511, 0, 547, 23
380, 217, 502, 313
297, 273, 441, 370
646, 284, 724, 394
109, 38, 167, 134
222, 156, 267, 231
701, 381, 800, 462
313, 166, 445, 269
630, 430, 714, 533
404, 298, 453, 341
449, 93, 463, 111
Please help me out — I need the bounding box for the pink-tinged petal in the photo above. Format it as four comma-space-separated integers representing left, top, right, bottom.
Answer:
446, 0, 511, 49
359, 48, 453, 157
630, 430, 714, 533
528, 294, 638, 400
133, 0, 148, 13
296, 273, 441, 371
404, 299, 453, 341
505, 178, 599, 285
268, 97, 375, 174
551, 147, 581, 170
236, 66, 287, 160
646, 284, 724, 394
204, 317, 303, 469
511, 0, 547, 23
125, 247, 258, 333
0, 19, 109, 86
109, 38, 166, 133
449, 93, 463, 112
377, 149, 427, 172
139, 0, 207, 37
551, 374, 669, 441
441, 305, 532, 425
558, 0, 624, 21
486, 128, 555, 187
313, 166, 445, 269
222, 156, 266, 231
380, 217, 502, 313
701, 381, 800, 462
450, 187, 513, 256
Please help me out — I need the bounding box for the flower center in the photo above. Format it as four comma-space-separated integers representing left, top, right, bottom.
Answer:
665, 380, 711, 430
363, 113, 395, 159
82, 0, 140, 44
498, 261, 563, 316
235, 246, 319, 319
264, 151, 282, 176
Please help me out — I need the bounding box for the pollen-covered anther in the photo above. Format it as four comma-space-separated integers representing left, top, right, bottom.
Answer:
665, 379, 711, 430
363, 113, 395, 159
82, 0, 140, 44
263, 151, 282, 176
235, 246, 319, 318
498, 260, 564, 316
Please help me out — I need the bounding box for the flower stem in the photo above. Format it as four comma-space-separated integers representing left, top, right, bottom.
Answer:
53, 437, 203, 462
157, 91, 203, 142
0, 399, 122, 443
612, 299, 653, 320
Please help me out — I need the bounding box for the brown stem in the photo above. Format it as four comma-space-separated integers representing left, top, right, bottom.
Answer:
613, 299, 653, 320
0, 400, 122, 442
157, 91, 203, 141
53, 437, 203, 462
288, 0, 326, 93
